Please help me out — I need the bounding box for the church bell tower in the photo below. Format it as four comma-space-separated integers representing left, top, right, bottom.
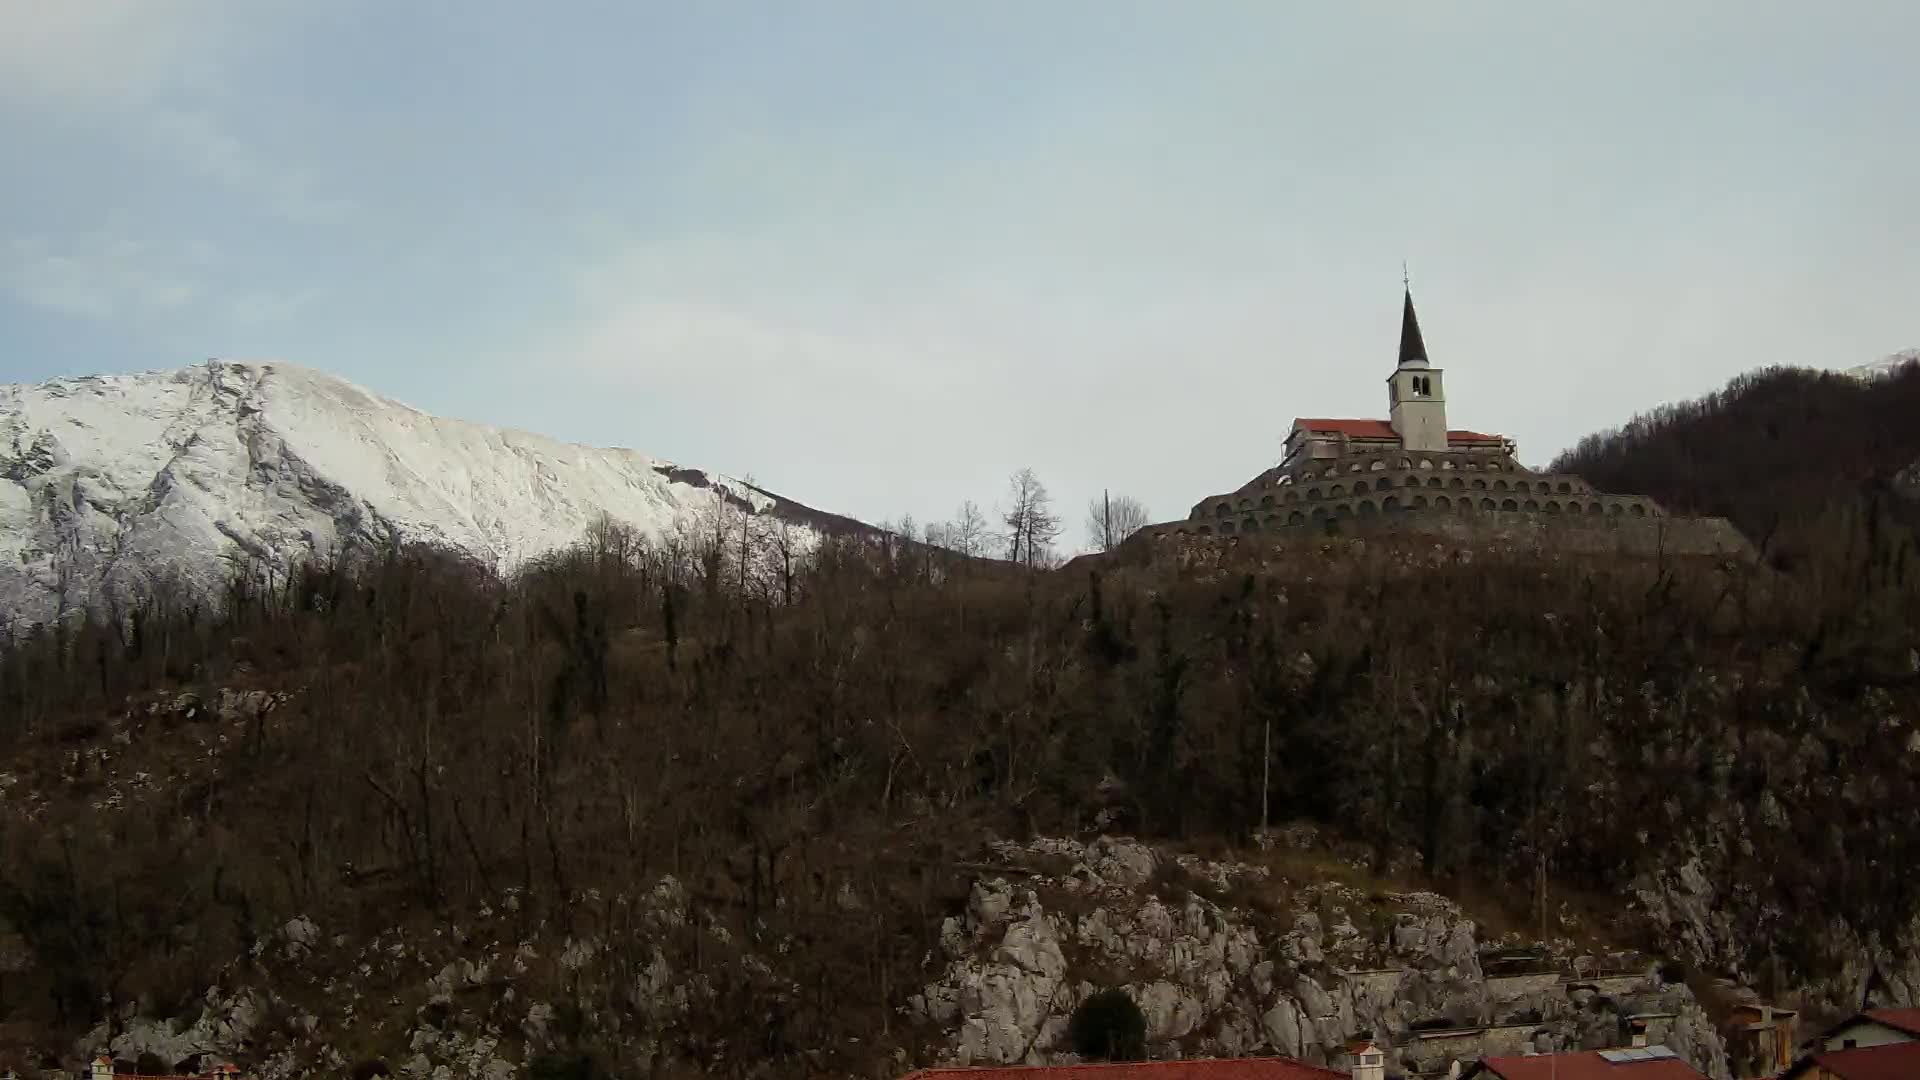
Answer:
1387, 286, 1448, 453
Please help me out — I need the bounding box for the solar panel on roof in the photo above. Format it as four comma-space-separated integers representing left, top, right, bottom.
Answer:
1596, 1045, 1679, 1065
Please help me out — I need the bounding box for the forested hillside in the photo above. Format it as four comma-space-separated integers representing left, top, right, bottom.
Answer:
1552, 359, 1920, 565
0, 365, 1916, 1077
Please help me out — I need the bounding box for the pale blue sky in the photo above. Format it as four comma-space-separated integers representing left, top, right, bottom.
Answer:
3, 2, 1916, 539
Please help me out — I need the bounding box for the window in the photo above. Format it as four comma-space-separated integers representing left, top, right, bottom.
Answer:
1353, 480, 1369, 494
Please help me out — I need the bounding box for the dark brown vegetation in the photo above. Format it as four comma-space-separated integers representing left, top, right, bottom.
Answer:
1553, 359, 1920, 566
0, 366, 1916, 1076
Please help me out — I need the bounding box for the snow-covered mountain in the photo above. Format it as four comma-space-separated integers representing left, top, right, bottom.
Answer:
1843, 348, 1920, 379
1, 361, 855, 625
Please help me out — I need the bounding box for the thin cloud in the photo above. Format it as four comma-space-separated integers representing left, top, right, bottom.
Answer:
146, 109, 355, 224
2, 235, 202, 320
0, 0, 233, 106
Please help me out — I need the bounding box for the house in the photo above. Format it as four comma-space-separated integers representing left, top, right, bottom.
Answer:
88, 1058, 242, 1080
1724, 1001, 1798, 1077
1779, 1040, 1920, 1080
896, 1055, 1352, 1080
1773, 1009, 1920, 1080
1460, 1046, 1708, 1080
1809, 1008, 1920, 1052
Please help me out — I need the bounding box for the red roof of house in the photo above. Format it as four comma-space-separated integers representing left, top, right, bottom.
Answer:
1795, 1041, 1920, 1080
1289, 418, 1505, 444
1474, 1050, 1707, 1080
898, 1058, 1344, 1080
1864, 1007, 1920, 1036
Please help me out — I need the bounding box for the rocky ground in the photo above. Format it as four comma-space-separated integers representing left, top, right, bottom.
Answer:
50, 832, 1733, 1080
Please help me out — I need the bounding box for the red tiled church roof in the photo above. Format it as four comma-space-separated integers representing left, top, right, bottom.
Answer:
898, 1058, 1345, 1080
1290, 418, 1505, 444
1790, 1041, 1920, 1080
1472, 1050, 1707, 1080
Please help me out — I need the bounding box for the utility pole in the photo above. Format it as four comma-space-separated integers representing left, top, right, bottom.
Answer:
1261, 713, 1271, 836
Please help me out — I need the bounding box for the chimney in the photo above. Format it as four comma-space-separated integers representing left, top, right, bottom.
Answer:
1350, 1041, 1386, 1080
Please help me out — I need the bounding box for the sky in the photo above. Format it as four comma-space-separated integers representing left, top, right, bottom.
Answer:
3, 2, 1917, 544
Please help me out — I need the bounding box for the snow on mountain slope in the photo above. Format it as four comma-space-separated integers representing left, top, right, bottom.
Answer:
1843, 348, 1919, 379
0, 360, 848, 625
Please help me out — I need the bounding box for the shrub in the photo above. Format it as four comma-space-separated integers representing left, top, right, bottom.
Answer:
1068, 988, 1147, 1062
528, 1052, 605, 1080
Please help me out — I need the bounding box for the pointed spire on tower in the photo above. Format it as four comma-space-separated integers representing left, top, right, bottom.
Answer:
1398, 284, 1428, 367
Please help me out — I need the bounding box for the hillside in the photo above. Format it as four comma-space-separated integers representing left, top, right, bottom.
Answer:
0, 364, 1916, 1078
1551, 357, 1920, 565
0, 361, 857, 627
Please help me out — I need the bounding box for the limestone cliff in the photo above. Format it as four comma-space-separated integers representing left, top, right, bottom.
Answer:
910, 836, 1728, 1079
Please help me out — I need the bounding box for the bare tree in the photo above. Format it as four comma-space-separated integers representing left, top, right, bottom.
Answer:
1001, 468, 1061, 568
942, 500, 991, 559
1084, 491, 1151, 552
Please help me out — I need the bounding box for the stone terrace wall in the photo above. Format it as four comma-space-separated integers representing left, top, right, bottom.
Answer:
1140, 507, 1750, 560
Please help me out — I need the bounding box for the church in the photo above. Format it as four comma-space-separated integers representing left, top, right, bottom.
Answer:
1140, 288, 1726, 549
